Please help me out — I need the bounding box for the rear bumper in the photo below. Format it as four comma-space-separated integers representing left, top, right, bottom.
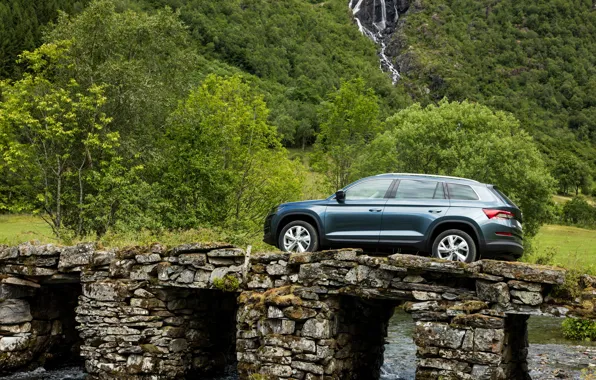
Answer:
482, 239, 524, 259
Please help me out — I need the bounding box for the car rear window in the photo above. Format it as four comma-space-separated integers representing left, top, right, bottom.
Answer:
395, 180, 445, 199
493, 187, 518, 207
447, 183, 479, 200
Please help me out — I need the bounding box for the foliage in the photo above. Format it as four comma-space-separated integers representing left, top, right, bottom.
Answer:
212, 274, 241, 292
0, 0, 88, 78
354, 100, 555, 236
397, 0, 596, 184
43, 0, 198, 160
0, 42, 121, 237
311, 78, 381, 190
562, 196, 596, 227
139, 0, 411, 146
160, 74, 305, 232
561, 318, 596, 342
553, 153, 592, 196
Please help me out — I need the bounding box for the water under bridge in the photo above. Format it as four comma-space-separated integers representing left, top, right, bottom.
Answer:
0, 243, 594, 379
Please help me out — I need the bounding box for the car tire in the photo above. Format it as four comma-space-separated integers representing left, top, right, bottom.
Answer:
278, 220, 319, 253
431, 229, 477, 263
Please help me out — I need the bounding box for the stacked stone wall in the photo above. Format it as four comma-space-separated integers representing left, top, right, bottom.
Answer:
2, 242, 596, 380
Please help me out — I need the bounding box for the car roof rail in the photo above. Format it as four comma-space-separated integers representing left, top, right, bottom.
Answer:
375, 173, 480, 183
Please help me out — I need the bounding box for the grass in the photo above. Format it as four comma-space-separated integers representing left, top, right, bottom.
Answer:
0, 214, 55, 245
2, 214, 595, 274
531, 224, 596, 274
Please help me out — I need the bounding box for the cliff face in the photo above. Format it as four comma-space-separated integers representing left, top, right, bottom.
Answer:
349, 0, 411, 83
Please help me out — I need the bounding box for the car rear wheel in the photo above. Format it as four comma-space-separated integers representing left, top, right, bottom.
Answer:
432, 229, 477, 263
279, 221, 319, 253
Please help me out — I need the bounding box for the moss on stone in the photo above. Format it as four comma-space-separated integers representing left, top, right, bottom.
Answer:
213, 274, 240, 292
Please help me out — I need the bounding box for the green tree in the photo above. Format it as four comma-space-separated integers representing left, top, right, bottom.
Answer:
354, 100, 555, 237
160, 74, 305, 232
0, 42, 120, 237
312, 78, 381, 190
553, 153, 591, 196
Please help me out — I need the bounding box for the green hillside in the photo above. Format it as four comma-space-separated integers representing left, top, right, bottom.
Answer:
396, 0, 596, 174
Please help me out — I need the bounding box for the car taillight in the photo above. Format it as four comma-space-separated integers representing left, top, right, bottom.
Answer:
483, 209, 515, 220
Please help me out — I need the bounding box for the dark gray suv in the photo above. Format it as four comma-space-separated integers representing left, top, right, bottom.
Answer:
263, 174, 523, 262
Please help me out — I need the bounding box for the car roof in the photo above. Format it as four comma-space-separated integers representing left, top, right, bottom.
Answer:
373, 173, 483, 185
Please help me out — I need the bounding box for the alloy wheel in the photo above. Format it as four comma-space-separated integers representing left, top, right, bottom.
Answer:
283, 225, 311, 252
437, 235, 469, 262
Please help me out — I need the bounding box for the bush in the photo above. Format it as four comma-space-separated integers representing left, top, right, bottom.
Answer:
561, 318, 596, 342
562, 196, 596, 226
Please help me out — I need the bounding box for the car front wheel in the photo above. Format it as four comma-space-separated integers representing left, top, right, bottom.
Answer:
431, 229, 477, 263
278, 221, 319, 253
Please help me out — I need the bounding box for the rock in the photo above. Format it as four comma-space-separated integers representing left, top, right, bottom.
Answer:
135, 253, 161, 264
0, 284, 36, 299
388, 254, 466, 274
0, 277, 39, 288
0, 322, 31, 334
83, 281, 131, 301
345, 265, 371, 284
302, 318, 332, 339
0, 246, 18, 260
283, 306, 317, 320
511, 290, 543, 306
207, 248, 245, 257
267, 306, 284, 319
58, 244, 94, 269
414, 322, 465, 349
0, 299, 32, 324
169, 338, 188, 353
476, 281, 510, 305
91, 250, 116, 267
267, 263, 290, 276
419, 358, 471, 373
178, 269, 195, 283
109, 259, 135, 278
481, 260, 565, 284
0, 336, 31, 352
292, 360, 324, 375
178, 253, 207, 268
210, 267, 229, 283
258, 319, 296, 335
263, 335, 316, 354
413, 291, 442, 301
473, 328, 504, 353
247, 274, 273, 289
403, 275, 425, 283
451, 314, 504, 329
507, 280, 543, 292
262, 364, 292, 377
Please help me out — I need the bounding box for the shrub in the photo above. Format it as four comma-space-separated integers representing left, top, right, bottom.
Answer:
562, 196, 596, 226
561, 318, 596, 342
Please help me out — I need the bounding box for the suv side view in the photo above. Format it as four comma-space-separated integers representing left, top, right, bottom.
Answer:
263, 174, 523, 262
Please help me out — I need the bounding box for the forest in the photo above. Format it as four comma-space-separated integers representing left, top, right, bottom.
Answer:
0, 0, 594, 254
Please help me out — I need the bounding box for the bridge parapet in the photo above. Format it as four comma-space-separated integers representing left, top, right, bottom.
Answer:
1, 243, 595, 379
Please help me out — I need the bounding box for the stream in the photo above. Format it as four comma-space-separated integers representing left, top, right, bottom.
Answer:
2, 310, 594, 380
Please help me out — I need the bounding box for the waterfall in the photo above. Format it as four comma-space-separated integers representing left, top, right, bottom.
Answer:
350, 0, 400, 84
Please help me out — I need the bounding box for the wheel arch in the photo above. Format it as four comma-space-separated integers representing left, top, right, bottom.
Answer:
427, 220, 483, 255
276, 212, 323, 244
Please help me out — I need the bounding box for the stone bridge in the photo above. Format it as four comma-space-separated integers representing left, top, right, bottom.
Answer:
0, 242, 594, 379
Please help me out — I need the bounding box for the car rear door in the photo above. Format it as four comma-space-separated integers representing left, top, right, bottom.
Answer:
380, 179, 450, 245
324, 178, 395, 244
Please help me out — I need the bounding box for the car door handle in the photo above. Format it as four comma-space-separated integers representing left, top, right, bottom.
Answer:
429, 209, 443, 214
369, 208, 382, 212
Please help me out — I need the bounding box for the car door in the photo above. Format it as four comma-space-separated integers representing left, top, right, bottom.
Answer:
324, 178, 395, 244
380, 179, 450, 245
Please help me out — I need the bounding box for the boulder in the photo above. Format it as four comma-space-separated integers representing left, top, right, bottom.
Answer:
0, 299, 32, 324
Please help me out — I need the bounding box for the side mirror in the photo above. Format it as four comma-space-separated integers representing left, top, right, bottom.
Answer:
335, 190, 346, 203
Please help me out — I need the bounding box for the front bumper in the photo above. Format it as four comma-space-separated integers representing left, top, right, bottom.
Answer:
263, 214, 276, 245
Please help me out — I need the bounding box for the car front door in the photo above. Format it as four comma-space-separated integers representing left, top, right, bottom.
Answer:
324, 178, 395, 244
381, 179, 450, 245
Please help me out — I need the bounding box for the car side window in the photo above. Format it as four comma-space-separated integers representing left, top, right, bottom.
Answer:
345, 179, 393, 200
395, 180, 444, 199
447, 183, 479, 200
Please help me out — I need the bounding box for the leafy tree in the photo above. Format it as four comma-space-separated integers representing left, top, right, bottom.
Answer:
354, 100, 555, 237
43, 0, 198, 161
0, 42, 120, 237
562, 196, 595, 227
553, 153, 591, 195
311, 78, 381, 190
160, 74, 305, 232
